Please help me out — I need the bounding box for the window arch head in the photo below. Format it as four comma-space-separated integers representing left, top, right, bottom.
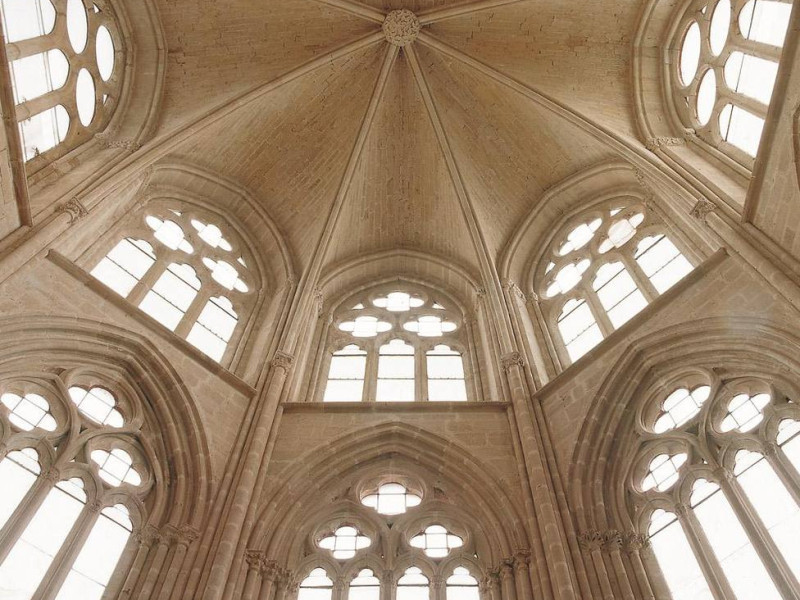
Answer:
397, 567, 430, 600
322, 282, 472, 402
535, 197, 694, 364
0, 370, 156, 600
446, 566, 480, 600
298, 568, 334, 600
89, 202, 260, 364
2, 0, 126, 168
625, 367, 800, 597
671, 0, 791, 162
348, 568, 380, 600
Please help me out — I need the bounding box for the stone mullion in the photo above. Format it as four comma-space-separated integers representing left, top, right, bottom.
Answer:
332, 576, 346, 600
14, 86, 72, 122
0, 469, 56, 564
676, 506, 735, 600
174, 286, 213, 339
381, 570, 395, 600
619, 252, 658, 303
582, 286, 614, 338
462, 314, 483, 400
501, 281, 554, 387
767, 443, 800, 509
34, 502, 100, 600
363, 342, 379, 403
416, 344, 428, 402
127, 259, 167, 307
430, 575, 445, 600
528, 296, 564, 375
716, 469, 800, 596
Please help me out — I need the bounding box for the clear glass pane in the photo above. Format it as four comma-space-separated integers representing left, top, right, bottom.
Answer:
739, 0, 791, 47
649, 513, 714, 600
0, 450, 40, 531
10, 49, 68, 105
55, 506, 131, 600
323, 380, 365, 403
709, 0, 731, 55
0, 0, 56, 43
725, 52, 779, 105
0, 480, 86, 599
66, 0, 87, 53
96, 26, 115, 81
692, 483, 781, 599
719, 104, 764, 156
19, 105, 69, 161
736, 454, 800, 582
696, 70, 717, 125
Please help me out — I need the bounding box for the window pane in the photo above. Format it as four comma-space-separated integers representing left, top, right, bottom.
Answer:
428, 379, 467, 402
19, 105, 69, 161
55, 507, 132, 600
0, 480, 86, 599
323, 379, 365, 403
427, 355, 464, 379
0, 450, 40, 531
719, 104, 764, 156
692, 485, 780, 599
736, 455, 800, 582
0, 0, 56, 43
649, 516, 714, 600
10, 49, 68, 104
186, 324, 228, 361
139, 291, 184, 330
376, 379, 415, 403
329, 355, 367, 379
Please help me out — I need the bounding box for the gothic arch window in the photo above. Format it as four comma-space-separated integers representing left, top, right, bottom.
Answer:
318, 285, 474, 402
0, 371, 153, 600
446, 566, 480, 600
298, 567, 334, 600
670, 0, 792, 162
535, 197, 694, 364
348, 568, 380, 600
1, 0, 125, 168
396, 567, 430, 600
88, 202, 259, 364
629, 370, 800, 598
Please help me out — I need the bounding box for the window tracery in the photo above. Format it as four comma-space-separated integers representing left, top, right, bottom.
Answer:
320, 285, 472, 402
671, 0, 792, 162
1, 0, 126, 167
89, 202, 258, 364
629, 370, 800, 598
284, 473, 486, 600
0, 370, 153, 600
535, 197, 694, 363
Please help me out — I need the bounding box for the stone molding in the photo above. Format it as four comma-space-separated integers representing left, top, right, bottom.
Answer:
645, 136, 685, 152
270, 351, 294, 373
501, 351, 525, 372
690, 199, 716, 222
57, 198, 88, 224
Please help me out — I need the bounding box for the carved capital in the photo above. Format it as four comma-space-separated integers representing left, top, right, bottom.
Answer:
690, 199, 716, 223
502, 279, 526, 303
499, 561, 514, 580
87, 499, 104, 514
578, 529, 604, 552
245, 549, 266, 570
501, 351, 525, 372
512, 549, 530, 570
43, 467, 61, 485
57, 198, 88, 224
270, 351, 294, 373
645, 136, 685, 152
134, 524, 162, 546
262, 559, 280, 580
622, 532, 649, 554
601, 530, 622, 552
179, 525, 200, 545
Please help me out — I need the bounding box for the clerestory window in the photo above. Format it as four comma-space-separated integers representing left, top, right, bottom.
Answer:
672, 0, 792, 161
0, 375, 151, 600
321, 287, 471, 402
0, 0, 125, 167
536, 198, 694, 364
90, 205, 256, 363
632, 374, 800, 598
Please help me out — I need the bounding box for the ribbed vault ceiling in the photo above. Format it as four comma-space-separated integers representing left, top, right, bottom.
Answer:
158, 0, 633, 275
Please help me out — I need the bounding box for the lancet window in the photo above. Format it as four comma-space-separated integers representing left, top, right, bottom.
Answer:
629, 370, 800, 598
672, 0, 792, 161
320, 286, 472, 402
0, 371, 153, 600
535, 197, 694, 364
0, 0, 125, 167
89, 202, 257, 363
